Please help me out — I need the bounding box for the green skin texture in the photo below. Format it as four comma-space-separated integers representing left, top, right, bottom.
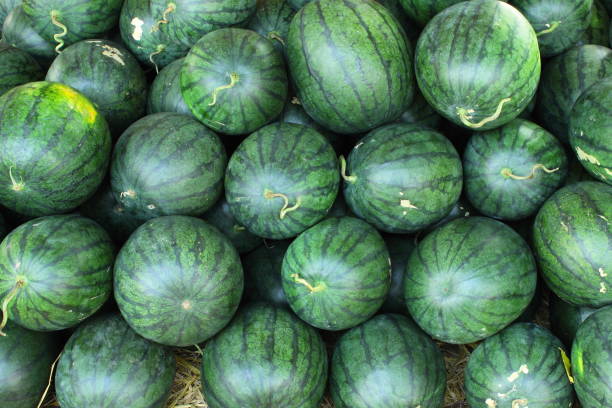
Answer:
1, 5, 55, 61
416, 0, 541, 131
569, 77, 612, 184
287, 0, 414, 134
464, 118, 568, 221
537, 44, 612, 143
511, 0, 593, 57
202, 303, 328, 408
181, 28, 288, 135
576, 0, 610, 46
0, 81, 111, 216
405, 216, 537, 344
398, 0, 462, 26
247, 0, 295, 54
56, 314, 176, 408
399, 88, 442, 129
0, 0, 20, 25
380, 235, 415, 314
571, 305, 612, 408
282, 216, 391, 331
243, 240, 290, 307
46, 39, 148, 135
288, 0, 310, 9
147, 57, 193, 117
114, 216, 244, 346
331, 314, 446, 408
225, 122, 339, 240
111, 113, 227, 220
549, 294, 597, 347
0, 321, 58, 408
465, 323, 574, 408
0, 44, 42, 96
0, 214, 114, 331
201, 196, 262, 254
344, 123, 463, 233
533, 181, 612, 307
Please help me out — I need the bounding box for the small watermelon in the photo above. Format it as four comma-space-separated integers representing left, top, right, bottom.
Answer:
0, 44, 42, 96
576, 0, 610, 46
550, 294, 598, 347
1, 6, 55, 62
243, 240, 290, 307
380, 235, 415, 314
398, 0, 462, 26
248, 0, 295, 53
146, 57, 193, 117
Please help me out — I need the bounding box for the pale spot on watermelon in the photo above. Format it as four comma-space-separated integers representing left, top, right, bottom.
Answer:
507, 364, 529, 382
131, 17, 144, 41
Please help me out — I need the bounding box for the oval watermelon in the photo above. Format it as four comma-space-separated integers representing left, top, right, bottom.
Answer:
0, 44, 43, 96
550, 294, 598, 347
146, 57, 193, 117
1, 6, 55, 62
248, 0, 295, 53
380, 235, 415, 314
243, 240, 290, 307
398, 0, 462, 26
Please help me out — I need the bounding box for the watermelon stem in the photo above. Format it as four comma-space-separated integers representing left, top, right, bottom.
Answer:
208, 72, 240, 107
268, 32, 285, 46
536, 21, 561, 37
35, 352, 62, 408
263, 189, 302, 219
290, 273, 326, 293
151, 3, 177, 33
501, 164, 559, 180
456, 98, 511, 128
50, 10, 68, 54
0, 279, 25, 336
149, 44, 166, 74
339, 156, 357, 183
8, 166, 25, 191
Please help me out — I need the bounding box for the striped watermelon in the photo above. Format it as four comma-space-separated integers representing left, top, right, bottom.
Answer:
0, 81, 111, 216
287, 0, 414, 134
225, 122, 339, 240
550, 294, 598, 347
147, 57, 193, 117
1, 6, 55, 62
405, 216, 537, 344
465, 323, 574, 408
56, 314, 175, 408
111, 113, 227, 220
576, 0, 610, 46
380, 235, 414, 314
0, 0, 20, 26
114, 216, 243, 346
331, 314, 446, 407
0, 214, 114, 333
248, 0, 295, 53
533, 181, 612, 307
0, 43, 43, 96
202, 303, 328, 407
463, 118, 568, 221
342, 123, 463, 233
415, 0, 541, 130
398, 0, 462, 26
281, 216, 391, 331
243, 240, 290, 307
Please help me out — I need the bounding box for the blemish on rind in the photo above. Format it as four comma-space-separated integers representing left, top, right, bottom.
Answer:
497, 385, 517, 398
400, 199, 418, 209
511, 399, 528, 408
507, 364, 529, 382
600, 282, 607, 294
147, 204, 156, 210
100, 45, 125, 65
599, 267, 607, 278
560, 221, 569, 232
131, 17, 144, 41
576, 146, 601, 165
181, 300, 192, 310
486, 398, 497, 408
598, 215, 609, 223
120, 189, 136, 199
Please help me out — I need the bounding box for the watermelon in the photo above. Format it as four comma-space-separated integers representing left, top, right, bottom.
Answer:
56, 313, 175, 408
571, 305, 612, 408
533, 181, 612, 307
0, 81, 111, 216
537, 44, 612, 143
0, 43, 43, 96
415, 0, 541, 130
405, 216, 537, 344
146, 57, 193, 117
0, 321, 59, 408
398, 0, 462, 26
576, 0, 610, 46
0, 214, 114, 333
569, 77, 611, 184
114, 216, 243, 346
288, 0, 310, 9
225, 122, 339, 240
248, 0, 295, 53
181, 27, 288, 135
0, 0, 20, 26
550, 294, 598, 347
399, 88, 442, 129
282, 216, 391, 331
243, 240, 290, 307
1, 6, 55, 62
463, 118, 568, 221
380, 235, 415, 314
465, 322, 574, 408
202, 303, 328, 407
343, 123, 463, 233
111, 113, 227, 220
286, 0, 414, 134
511, 0, 593, 57
331, 314, 446, 408
201, 196, 262, 254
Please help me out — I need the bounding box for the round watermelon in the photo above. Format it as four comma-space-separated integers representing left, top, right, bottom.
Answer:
114, 216, 243, 346
56, 313, 175, 408
146, 57, 193, 117
331, 314, 446, 408
398, 0, 462, 26
0, 44, 43, 96
202, 303, 328, 408
248, 0, 295, 53
550, 294, 598, 347
405, 216, 537, 344
415, 0, 540, 130
1, 5, 55, 62
533, 181, 612, 307
243, 240, 290, 307
380, 234, 415, 314
0, 214, 114, 333
576, 0, 610, 46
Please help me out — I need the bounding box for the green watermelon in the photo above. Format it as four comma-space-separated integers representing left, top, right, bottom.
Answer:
537, 44, 612, 143
331, 314, 446, 407
398, 0, 462, 26
464, 118, 568, 221
399, 88, 442, 129
576, 0, 610, 46
248, 0, 295, 53
569, 77, 611, 184
55, 313, 175, 408
465, 322, 574, 408
550, 294, 598, 347
343, 123, 463, 233
0, 81, 111, 216
114, 216, 243, 346
0, 43, 43, 96
405, 216, 537, 344
415, 0, 541, 130
533, 181, 612, 307
380, 235, 414, 314
0, 214, 114, 333
288, 0, 310, 9
146, 57, 193, 117
202, 303, 328, 407
181, 28, 288, 135
225, 122, 339, 240
0, 0, 20, 26
111, 113, 227, 220
0, 321, 59, 408
243, 240, 290, 307
287, 0, 414, 134
512, 0, 593, 57
571, 305, 612, 408
282, 216, 391, 330
1, 6, 55, 62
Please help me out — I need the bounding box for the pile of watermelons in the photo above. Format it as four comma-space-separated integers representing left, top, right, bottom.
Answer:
0, 0, 610, 407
